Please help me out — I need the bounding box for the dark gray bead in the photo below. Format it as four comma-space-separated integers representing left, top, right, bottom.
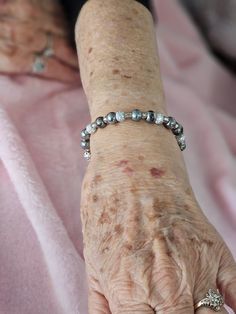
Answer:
96, 116, 107, 128
80, 140, 90, 149
163, 116, 175, 129
106, 112, 117, 124
172, 124, 183, 135
169, 117, 177, 128
81, 128, 90, 139
146, 111, 155, 123
131, 109, 142, 121
179, 142, 186, 151
163, 116, 170, 124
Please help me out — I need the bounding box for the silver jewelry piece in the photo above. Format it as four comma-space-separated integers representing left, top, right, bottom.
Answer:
32, 33, 54, 73
194, 289, 224, 312
80, 110, 186, 161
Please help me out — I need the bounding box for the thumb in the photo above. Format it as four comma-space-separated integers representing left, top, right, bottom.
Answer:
217, 248, 236, 311
88, 274, 112, 314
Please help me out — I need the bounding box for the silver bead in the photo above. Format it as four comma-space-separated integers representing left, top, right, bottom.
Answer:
84, 150, 91, 160
154, 113, 164, 125
116, 111, 125, 122
103, 116, 108, 123
81, 140, 90, 149
86, 123, 97, 134
81, 128, 90, 140
131, 109, 142, 121
96, 117, 106, 128
106, 112, 117, 124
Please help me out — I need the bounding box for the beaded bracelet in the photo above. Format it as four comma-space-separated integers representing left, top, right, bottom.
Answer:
80, 109, 186, 161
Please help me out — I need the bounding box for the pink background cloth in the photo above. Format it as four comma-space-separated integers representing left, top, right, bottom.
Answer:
0, 0, 235, 313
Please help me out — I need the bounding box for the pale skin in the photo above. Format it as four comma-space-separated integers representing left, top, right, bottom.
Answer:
1, 0, 236, 313
75, 0, 236, 313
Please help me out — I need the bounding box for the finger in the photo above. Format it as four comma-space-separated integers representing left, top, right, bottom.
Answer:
52, 35, 79, 69
88, 288, 112, 314
30, 55, 80, 83
110, 303, 154, 314
88, 275, 111, 314
217, 249, 236, 312
195, 307, 228, 313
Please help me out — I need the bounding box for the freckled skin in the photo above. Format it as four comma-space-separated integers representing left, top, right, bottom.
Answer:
112, 69, 120, 74
98, 212, 111, 224
116, 160, 129, 167
94, 174, 102, 184
123, 74, 132, 79
114, 224, 124, 235
138, 155, 144, 161
88, 47, 93, 53
92, 194, 98, 202
150, 167, 165, 178
122, 166, 134, 176
76, 0, 235, 311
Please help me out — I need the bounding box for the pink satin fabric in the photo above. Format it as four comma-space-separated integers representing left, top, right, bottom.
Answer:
0, 1, 235, 313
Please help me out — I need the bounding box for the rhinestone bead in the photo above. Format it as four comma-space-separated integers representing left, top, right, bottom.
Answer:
154, 113, 164, 125
116, 111, 125, 122
106, 112, 117, 124
84, 150, 91, 160
81, 128, 90, 140
146, 111, 155, 123
81, 140, 90, 149
131, 109, 142, 121
96, 117, 106, 128
86, 123, 97, 134
176, 134, 186, 144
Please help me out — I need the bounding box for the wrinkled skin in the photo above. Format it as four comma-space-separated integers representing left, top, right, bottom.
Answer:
0, 0, 79, 82
80, 154, 236, 314
75, 0, 236, 312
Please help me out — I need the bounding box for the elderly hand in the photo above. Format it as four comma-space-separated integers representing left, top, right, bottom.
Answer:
76, 0, 236, 313
0, 0, 79, 82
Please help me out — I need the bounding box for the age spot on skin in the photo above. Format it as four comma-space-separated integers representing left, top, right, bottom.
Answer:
90, 71, 94, 77
101, 247, 110, 254
114, 224, 124, 235
122, 166, 134, 176
88, 47, 93, 54
138, 155, 144, 161
98, 212, 111, 224
116, 159, 129, 167
114, 56, 119, 61
150, 167, 165, 178
109, 207, 117, 214
112, 69, 120, 74
94, 174, 102, 184
92, 194, 98, 202
123, 75, 132, 79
